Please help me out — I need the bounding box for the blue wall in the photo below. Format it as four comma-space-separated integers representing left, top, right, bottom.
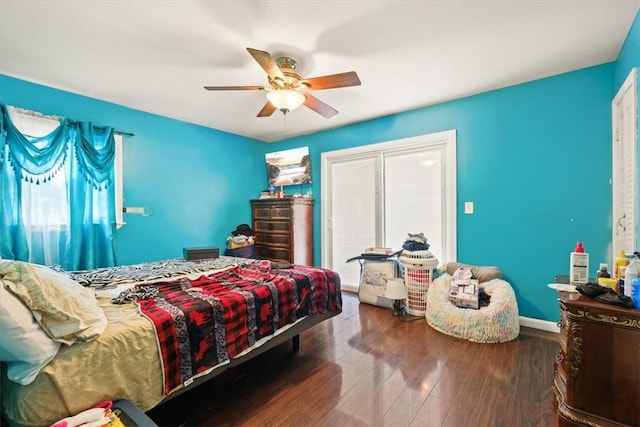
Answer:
270, 64, 615, 323
0, 75, 265, 265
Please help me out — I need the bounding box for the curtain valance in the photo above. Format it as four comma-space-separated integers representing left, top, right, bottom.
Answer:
0, 104, 115, 189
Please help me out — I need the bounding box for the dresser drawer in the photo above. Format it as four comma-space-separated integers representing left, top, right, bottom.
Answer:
255, 221, 291, 233
256, 245, 291, 262
253, 207, 271, 220
255, 233, 290, 246
253, 207, 291, 220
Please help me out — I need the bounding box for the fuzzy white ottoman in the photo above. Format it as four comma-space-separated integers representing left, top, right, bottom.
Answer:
425, 273, 520, 343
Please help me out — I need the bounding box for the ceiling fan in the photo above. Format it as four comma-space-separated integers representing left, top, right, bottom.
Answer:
204, 47, 361, 118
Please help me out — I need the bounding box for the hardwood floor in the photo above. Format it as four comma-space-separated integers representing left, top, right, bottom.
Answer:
147, 292, 559, 427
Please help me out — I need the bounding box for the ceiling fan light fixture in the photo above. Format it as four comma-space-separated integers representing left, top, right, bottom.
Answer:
266, 89, 305, 112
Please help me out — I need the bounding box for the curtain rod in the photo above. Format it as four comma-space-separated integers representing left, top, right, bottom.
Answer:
8, 105, 135, 137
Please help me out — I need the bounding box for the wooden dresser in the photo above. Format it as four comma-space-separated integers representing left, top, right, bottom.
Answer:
553, 296, 640, 427
250, 198, 314, 265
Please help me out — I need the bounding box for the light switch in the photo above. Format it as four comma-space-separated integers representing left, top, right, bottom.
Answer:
124, 207, 145, 214
464, 201, 474, 214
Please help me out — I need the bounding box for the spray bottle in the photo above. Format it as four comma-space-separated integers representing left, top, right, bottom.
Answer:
569, 242, 589, 285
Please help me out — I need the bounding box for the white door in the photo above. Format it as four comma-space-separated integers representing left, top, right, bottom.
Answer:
321, 130, 457, 291
612, 68, 638, 260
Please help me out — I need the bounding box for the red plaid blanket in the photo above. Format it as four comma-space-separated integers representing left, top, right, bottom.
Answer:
136, 263, 341, 394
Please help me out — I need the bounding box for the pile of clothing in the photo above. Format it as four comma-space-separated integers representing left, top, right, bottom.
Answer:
402, 233, 433, 258
227, 224, 254, 249
224, 224, 258, 259
402, 232, 431, 252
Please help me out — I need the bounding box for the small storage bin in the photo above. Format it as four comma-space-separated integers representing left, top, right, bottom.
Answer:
224, 245, 258, 259
183, 247, 219, 260
400, 251, 438, 316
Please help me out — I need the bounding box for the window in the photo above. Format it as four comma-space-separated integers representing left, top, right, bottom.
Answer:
9, 107, 68, 227
6, 106, 123, 266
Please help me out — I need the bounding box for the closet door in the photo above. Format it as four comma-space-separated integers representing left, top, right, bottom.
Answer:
612, 68, 638, 258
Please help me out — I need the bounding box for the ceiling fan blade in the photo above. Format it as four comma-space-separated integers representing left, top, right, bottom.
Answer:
204, 85, 264, 91
304, 71, 361, 91
257, 101, 277, 118
304, 94, 338, 118
246, 48, 285, 82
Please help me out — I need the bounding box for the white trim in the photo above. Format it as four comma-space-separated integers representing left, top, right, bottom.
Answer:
519, 316, 559, 333
114, 134, 125, 229
321, 129, 457, 267
342, 283, 359, 293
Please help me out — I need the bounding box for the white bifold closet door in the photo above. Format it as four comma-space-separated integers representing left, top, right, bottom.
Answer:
612, 68, 638, 260
322, 131, 456, 292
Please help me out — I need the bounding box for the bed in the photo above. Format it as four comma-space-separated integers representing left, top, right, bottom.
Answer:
0, 256, 342, 427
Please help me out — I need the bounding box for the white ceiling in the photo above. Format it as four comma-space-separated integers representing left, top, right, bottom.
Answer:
1, 1, 638, 143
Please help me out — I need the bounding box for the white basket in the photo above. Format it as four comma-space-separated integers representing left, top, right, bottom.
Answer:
400, 251, 438, 316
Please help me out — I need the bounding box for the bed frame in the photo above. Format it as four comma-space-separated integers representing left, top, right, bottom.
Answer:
156, 310, 339, 404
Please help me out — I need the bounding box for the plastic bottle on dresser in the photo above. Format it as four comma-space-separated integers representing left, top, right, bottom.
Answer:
631, 253, 640, 294
614, 250, 629, 278
624, 259, 638, 297
631, 277, 640, 309
618, 265, 626, 294
569, 242, 589, 285
596, 263, 611, 280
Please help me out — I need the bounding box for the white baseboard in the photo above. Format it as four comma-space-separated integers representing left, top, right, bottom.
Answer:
343, 287, 560, 334
342, 284, 359, 294
519, 316, 559, 333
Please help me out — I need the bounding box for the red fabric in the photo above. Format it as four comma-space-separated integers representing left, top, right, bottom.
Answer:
136, 264, 341, 394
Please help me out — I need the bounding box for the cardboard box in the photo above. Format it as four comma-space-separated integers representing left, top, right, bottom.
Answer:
448, 279, 479, 309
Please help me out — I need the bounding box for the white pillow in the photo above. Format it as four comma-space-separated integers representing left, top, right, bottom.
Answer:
0, 279, 61, 385
1, 260, 107, 345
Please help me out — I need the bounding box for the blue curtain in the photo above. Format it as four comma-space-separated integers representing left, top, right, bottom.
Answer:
0, 104, 116, 270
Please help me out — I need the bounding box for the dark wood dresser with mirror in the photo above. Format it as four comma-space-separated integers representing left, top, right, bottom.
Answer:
250, 198, 314, 265
553, 295, 640, 427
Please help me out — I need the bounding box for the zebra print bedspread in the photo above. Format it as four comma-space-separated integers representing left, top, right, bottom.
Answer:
60, 256, 252, 287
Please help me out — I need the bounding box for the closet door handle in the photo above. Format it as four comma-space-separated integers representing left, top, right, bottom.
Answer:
618, 214, 626, 232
